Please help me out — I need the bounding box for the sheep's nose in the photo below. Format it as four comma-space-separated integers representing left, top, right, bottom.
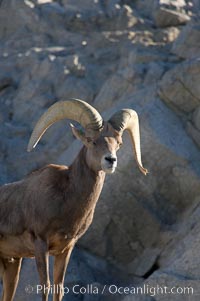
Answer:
105, 156, 117, 164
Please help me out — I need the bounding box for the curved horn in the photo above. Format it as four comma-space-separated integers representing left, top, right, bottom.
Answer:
108, 109, 148, 175
27, 99, 103, 152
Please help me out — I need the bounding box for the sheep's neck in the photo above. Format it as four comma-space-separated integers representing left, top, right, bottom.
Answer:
67, 147, 105, 237
69, 146, 105, 206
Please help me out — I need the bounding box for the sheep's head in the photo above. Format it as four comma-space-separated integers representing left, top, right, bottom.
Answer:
70, 122, 122, 173
27, 99, 148, 175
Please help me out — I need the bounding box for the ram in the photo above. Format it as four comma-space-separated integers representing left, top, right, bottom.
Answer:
0, 99, 147, 301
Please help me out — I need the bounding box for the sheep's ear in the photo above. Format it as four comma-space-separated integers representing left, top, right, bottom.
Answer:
70, 123, 90, 146
70, 123, 85, 140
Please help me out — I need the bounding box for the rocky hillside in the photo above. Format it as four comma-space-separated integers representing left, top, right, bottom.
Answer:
0, 0, 200, 300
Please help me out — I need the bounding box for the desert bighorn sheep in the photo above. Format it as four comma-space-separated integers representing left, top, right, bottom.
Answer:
0, 99, 147, 301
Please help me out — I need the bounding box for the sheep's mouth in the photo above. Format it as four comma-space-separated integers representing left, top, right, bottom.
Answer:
103, 166, 116, 174
101, 161, 117, 174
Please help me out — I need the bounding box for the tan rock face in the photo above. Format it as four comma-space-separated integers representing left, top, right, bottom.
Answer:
154, 7, 190, 27
0, 1, 200, 300
172, 22, 200, 59
159, 58, 200, 113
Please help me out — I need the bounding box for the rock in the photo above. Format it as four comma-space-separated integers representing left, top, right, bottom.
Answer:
122, 48, 168, 65
159, 58, 200, 113
134, 0, 157, 17
0, 0, 200, 300
144, 62, 164, 85
38, 2, 66, 28
159, 0, 187, 9
192, 106, 200, 131
122, 200, 200, 299
184, 0, 200, 16
61, 0, 137, 31
94, 73, 135, 112
154, 7, 190, 27
159, 57, 200, 149
186, 106, 200, 149
126, 248, 160, 277
135, 0, 188, 20
145, 271, 198, 301
172, 22, 200, 59
186, 122, 200, 149
158, 197, 200, 276
0, 1, 38, 39
64, 55, 86, 77
153, 27, 180, 43
94, 48, 166, 112
79, 96, 200, 265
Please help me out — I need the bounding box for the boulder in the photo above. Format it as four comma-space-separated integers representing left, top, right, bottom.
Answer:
153, 27, 180, 43
159, 57, 200, 148
153, 7, 190, 27
159, 58, 200, 113
172, 22, 200, 59
135, 0, 190, 24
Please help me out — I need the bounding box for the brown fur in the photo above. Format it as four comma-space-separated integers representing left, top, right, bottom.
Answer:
0, 147, 106, 258
0, 125, 122, 301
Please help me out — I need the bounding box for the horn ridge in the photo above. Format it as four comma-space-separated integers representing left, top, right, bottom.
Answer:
27, 99, 103, 152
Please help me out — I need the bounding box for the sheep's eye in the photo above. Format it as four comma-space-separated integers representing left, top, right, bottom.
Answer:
93, 141, 97, 146
118, 142, 122, 147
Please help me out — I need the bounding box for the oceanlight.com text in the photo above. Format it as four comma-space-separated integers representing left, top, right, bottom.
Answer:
25, 283, 194, 297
